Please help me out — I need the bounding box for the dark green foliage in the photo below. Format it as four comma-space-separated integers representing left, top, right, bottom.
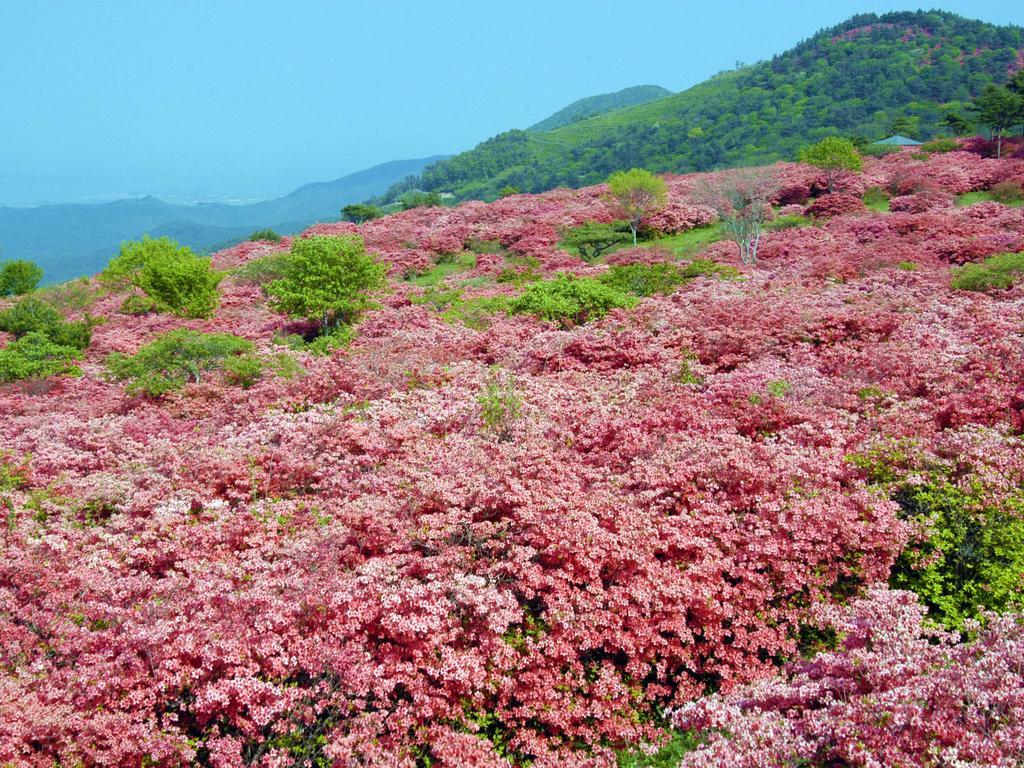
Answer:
510, 274, 636, 326
890, 480, 1024, 629
265, 235, 387, 334
561, 221, 631, 262
920, 137, 960, 153
497, 185, 519, 198
341, 204, 383, 223
940, 110, 974, 135
222, 354, 265, 388
0, 332, 82, 383
248, 228, 282, 243
0, 296, 92, 350
951, 252, 1024, 291
101, 236, 223, 318
384, 11, 1024, 202
0, 259, 44, 296
888, 115, 921, 138
105, 329, 255, 397
399, 190, 443, 210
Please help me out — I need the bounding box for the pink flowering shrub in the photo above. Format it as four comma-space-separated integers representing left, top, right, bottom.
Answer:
804, 192, 866, 218
674, 588, 1024, 768
3, 149, 1024, 766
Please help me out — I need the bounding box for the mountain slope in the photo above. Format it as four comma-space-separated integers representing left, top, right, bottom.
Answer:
0, 155, 446, 284
393, 11, 1023, 201
526, 85, 672, 132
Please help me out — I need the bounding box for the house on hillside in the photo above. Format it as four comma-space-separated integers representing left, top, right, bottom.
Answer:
871, 135, 923, 147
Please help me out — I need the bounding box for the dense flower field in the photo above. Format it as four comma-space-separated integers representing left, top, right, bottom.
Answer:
2, 148, 1024, 767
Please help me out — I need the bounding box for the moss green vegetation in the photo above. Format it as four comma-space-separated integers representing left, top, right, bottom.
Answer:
599, 260, 739, 297
951, 252, 1024, 291
863, 187, 892, 212
646, 226, 725, 259
956, 190, 1024, 207
617, 731, 701, 767
248, 228, 283, 243
382, 11, 1022, 202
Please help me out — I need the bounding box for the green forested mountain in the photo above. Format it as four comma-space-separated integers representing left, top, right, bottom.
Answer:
526, 85, 672, 132
387, 11, 1023, 202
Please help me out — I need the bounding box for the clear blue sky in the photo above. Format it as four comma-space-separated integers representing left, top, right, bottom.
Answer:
2, 1, 1023, 202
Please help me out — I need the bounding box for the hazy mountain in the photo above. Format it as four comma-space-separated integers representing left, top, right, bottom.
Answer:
0, 156, 446, 284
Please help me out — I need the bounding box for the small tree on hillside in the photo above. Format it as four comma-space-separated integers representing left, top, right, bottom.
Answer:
693, 166, 777, 266
606, 168, 668, 246
561, 221, 630, 262
265, 234, 387, 334
341, 204, 383, 223
799, 137, 862, 193
940, 111, 973, 137
971, 84, 1024, 159
0, 259, 44, 296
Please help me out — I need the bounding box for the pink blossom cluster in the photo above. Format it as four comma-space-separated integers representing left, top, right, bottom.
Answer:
673, 587, 1024, 768
2, 148, 1024, 766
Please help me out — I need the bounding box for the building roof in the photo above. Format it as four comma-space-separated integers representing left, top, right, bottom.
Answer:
873, 135, 923, 146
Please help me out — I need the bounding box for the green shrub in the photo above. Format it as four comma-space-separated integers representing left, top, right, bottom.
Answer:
101, 236, 222, 318
890, 479, 1024, 630
477, 368, 522, 441
920, 137, 959, 154
951, 252, 1024, 292
617, 731, 701, 767
222, 354, 264, 388
248, 228, 283, 243
0, 297, 92, 350
510, 274, 636, 326
233, 253, 290, 285
599, 263, 688, 297
37, 278, 97, 313
119, 295, 159, 315
0, 331, 82, 383
0, 451, 29, 492
0, 259, 44, 296
440, 295, 511, 330
105, 329, 255, 396
405, 252, 476, 287
861, 144, 901, 157
897, 261, 919, 271
766, 214, 813, 231
560, 221, 631, 262
399, 190, 443, 210
304, 325, 357, 356
266, 235, 387, 334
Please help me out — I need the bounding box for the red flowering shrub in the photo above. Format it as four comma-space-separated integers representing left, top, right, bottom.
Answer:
888, 189, 955, 213
804, 192, 866, 218
3, 149, 1024, 766
674, 588, 1024, 768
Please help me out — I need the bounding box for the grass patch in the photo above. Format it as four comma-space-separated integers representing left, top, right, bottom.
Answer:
617, 730, 702, 767
406, 252, 477, 287
863, 187, 891, 213
951, 252, 1024, 292
956, 191, 1024, 208
645, 225, 724, 259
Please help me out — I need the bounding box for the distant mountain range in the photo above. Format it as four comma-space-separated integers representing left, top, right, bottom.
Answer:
384, 10, 1024, 202
0, 156, 445, 284
526, 85, 672, 132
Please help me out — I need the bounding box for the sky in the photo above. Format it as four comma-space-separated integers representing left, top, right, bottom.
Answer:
2, 0, 1024, 204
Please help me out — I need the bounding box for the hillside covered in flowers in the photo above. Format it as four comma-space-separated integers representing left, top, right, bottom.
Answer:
2, 143, 1024, 767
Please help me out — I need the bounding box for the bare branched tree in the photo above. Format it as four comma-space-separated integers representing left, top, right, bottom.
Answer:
692, 166, 778, 265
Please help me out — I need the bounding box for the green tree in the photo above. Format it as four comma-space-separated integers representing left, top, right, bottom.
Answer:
341, 204, 383, 223
606, 168, 668, 245
0, 259, 44, 296
399, 191, 443, 210
888, 115, 921, 138
798, 137, 863, 193
105, 329, 255, 397
497, 185, 519, 198
0, 296, 91, 350
970, 84, 1024, 158
940, 111, 973, 136
101, 236, 223, 318
265, 235, 387, 334
248, 228, 282, 243
560, 221, 630, 262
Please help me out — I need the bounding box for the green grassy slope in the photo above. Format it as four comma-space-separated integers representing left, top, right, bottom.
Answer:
391, 10, 1023, 202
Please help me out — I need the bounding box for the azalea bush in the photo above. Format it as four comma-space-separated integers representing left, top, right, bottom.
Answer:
510, 273, 636, 326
